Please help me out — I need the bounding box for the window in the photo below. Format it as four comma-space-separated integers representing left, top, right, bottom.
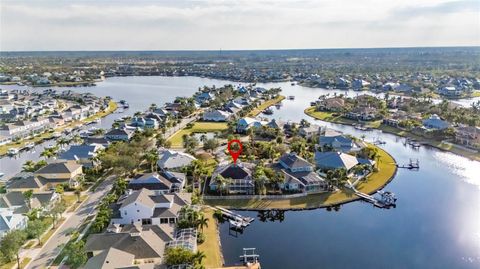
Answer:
142, 218, 152, 225
124, 211, 127, 215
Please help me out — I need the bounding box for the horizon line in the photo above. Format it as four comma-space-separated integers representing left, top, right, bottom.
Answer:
1, 45, 480, 53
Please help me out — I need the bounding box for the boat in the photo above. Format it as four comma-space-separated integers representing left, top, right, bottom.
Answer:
24, 142, 35, 149
262, 107, 274, 115
93, 118, 101, 123
119, 100, 130, 108
376, 190, 397, 206
288, 95, 295, 100
0, 172, 5, 178
7, 148, 19, 156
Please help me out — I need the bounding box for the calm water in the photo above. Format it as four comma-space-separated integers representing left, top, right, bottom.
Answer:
1, 77, 479, 268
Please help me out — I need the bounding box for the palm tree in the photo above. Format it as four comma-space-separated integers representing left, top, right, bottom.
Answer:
143, 149, 158, 172
72, 134, 83, 145
196, 215, 209, 232
40, 149, 53, 160
57, 137, 69, 150
193, 251, 206, 265
23, 190, 34, 209
22, 160, 36, 172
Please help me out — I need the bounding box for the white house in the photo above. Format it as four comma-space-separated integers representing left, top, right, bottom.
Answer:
157, 149, 196, 170
110, 188, 191, 225
202, 109, 232, 122
0, 208, 28, 238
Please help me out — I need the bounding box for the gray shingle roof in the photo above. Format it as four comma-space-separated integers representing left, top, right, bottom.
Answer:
35, 161, 82, 174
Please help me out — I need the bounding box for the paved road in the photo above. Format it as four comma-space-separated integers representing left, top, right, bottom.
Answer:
25, 176, 115, 269
164, 113, 201, 139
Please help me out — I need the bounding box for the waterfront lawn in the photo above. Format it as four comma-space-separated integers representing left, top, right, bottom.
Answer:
0, 100, 117, 155
247, 95, 286, 117
168, 122, 228, 147
206, 145, 397, 210
304, 107, 382, 128
198, 207, 223, 268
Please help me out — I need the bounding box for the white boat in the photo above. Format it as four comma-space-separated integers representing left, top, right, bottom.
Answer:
0, 172, 4, 178
93, 118, 101, 123
7, 148, 19, 156
25, 142, 35, 149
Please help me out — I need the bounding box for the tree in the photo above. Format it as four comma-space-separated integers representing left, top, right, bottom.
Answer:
49, 201, 66, 228
196, 215, 209, 232
74, 189, 82, 203
203, 138, 219, 152
55, 184, 64, 195
64, 240, 87, 269
26, 219, 47, 246
22, 160, 36, 172
0, 230, 27, 268
165, 247, 195, 265
23, 190, 33, 209
143, 149, 159, 172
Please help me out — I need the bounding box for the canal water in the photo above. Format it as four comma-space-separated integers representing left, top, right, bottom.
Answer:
1, 77, 479, 268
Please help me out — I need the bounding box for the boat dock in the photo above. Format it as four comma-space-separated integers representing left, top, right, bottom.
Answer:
397, 159, 420, 169
214, 206, 254, 229
347, 182, 397, 208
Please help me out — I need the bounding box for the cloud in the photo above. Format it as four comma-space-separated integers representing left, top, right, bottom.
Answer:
0, 0, 478, 51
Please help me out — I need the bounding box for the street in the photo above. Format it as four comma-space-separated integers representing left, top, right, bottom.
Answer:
24, 176, 115, 269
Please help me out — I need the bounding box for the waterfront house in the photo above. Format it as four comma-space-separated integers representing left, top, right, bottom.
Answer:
316, 97, 345, 112
455, 126, 480, 149
438, 86, 462, 97
422, 114, 451, 130
299, 124, 323, 138
314, 151, 374, 172
59, 144, 104, 168
319, 129, 361, 152
352, 79, 371, 89
345, 106, 378, 121
209, 163, 254, 194
110, 188, 191, 225
0, 208, 27, 238
128, 172, 185, 194
34, 161, 83, 188
157, 149, 196, 170
202, 109, 233, 122
236, 117, 266, 133
276, 153, 327, 193
196, 92, 215, 104
105, 128, 134, 142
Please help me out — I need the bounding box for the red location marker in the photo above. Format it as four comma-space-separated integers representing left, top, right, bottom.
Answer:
227, 139, 243, 165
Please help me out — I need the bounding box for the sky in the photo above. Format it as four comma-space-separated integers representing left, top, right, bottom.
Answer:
0, 0, 479, 51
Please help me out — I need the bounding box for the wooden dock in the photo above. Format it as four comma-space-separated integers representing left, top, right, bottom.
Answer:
347, 182, 396, 208
215, 206, 255, 229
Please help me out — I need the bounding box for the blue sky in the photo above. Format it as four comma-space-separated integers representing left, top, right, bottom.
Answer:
1, 0, 479, 51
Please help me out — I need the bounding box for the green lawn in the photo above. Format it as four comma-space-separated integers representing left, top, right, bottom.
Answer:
304, 107, 382, 128
0, 257, 31, 269
206, 145, 396, 210
0, 101, 117, 155
198, 208, 223, 268
247, 95, 285, 117
167, 122, 228, 147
